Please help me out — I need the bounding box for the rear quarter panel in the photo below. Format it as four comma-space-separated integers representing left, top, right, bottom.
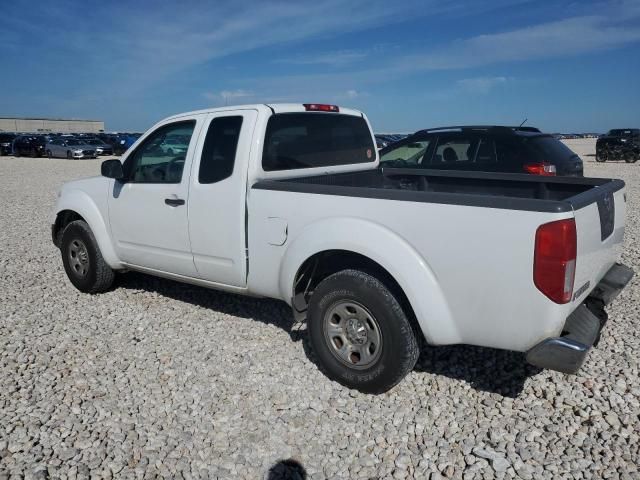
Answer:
247, 188, 576, 351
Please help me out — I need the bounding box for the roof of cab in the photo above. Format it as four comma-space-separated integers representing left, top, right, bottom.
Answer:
164, 103, 364, 122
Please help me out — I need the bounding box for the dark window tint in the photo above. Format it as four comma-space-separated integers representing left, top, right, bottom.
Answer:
262, 113, 375, 171
495, 137, 529, 165
199, 116, 243, 184
475, 138, 497, 164
526, 136, 576, 162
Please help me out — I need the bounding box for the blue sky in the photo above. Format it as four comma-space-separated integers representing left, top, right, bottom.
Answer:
1, 0, 639, 132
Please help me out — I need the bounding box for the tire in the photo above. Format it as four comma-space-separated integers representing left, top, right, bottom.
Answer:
47, 150, 52, 159
595, 149, 607, 162
307, 269, 419, 393
67, 150, 72, 160
60, 220, 114, 293
625, 155, 637, 164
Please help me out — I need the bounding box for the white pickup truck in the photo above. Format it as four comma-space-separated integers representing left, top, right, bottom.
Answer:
52, 103, 633, 393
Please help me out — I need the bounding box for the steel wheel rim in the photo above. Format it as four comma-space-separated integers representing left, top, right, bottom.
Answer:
68, 239, 89, 277
323, 300, 383, 370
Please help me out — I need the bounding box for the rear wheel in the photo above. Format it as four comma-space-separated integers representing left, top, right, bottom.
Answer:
60, 220, 114, 293
47, 150, 52, 159
625, 155, 638, 163
307, 269, 419, 393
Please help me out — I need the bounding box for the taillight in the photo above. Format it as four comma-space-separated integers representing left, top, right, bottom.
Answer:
303, 103, 339, 112
524, 162, 556, 175
534, 219, 577, 303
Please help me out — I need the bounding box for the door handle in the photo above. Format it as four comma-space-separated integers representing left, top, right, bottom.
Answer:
165, 198, 185, 206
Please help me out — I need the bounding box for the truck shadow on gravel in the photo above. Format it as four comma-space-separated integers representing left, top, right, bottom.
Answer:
413, 345, 542, 398
118, 272, 540, 398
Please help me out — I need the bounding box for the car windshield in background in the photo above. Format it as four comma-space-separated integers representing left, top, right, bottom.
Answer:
262, 113, 375, 171
609, 129, 640, 136
380, 140, 431, 166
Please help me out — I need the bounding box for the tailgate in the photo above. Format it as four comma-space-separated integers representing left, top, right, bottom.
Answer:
571, 182, 627, 306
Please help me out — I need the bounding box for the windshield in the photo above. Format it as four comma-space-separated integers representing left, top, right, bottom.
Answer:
380, 139, 431, 166
609, 129, 639, 137
262, 113, 375, 171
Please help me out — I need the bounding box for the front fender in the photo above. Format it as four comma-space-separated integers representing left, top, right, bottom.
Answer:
279, 217, 458, 345
53, 189, 122, 269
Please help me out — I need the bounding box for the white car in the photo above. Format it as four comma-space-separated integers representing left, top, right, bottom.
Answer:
52, 103, 633, 393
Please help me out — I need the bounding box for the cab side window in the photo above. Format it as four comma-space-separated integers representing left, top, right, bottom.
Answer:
124, 121, 195, 184
198, 116, 243, 184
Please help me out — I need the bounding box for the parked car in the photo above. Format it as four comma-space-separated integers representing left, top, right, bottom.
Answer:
13, 135, 47, 157
46, 137, 97, 159
97, 133, 140, 155
52, 103, 632, 393
0, 133, 17, 155
379, 126, 584, 176
81, 138, 114, 156
154, 134, 190, 156
596, 129, 640, 163
375, 136, 389, 149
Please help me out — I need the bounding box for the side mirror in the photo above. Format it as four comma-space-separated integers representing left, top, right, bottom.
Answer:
101, 159, 124, 180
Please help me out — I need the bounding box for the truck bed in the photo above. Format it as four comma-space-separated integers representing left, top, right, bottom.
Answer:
253, 168, 625, 213
250, 167, 626, 352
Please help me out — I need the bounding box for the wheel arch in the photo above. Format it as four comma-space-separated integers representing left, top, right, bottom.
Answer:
53, 190, 121, 268
279, 217, 458, 345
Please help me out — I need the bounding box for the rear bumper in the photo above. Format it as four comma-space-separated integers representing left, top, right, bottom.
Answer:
526, 263, 634, 374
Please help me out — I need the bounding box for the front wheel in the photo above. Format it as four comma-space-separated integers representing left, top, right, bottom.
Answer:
60, 220, 115, 293
595, 149, 607, 162
625, 155, 638, 164
307, 269, 419, 393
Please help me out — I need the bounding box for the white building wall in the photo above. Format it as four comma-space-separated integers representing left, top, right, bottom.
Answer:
0, 118, 105, 133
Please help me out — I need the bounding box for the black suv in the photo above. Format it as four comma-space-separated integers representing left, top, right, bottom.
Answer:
13, 135, 47, 157
379, 126, 583, 176
0, 133, 17, 155
596, 129, 639, 163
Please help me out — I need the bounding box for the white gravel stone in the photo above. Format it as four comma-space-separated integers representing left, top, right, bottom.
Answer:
0, 150, 639, 479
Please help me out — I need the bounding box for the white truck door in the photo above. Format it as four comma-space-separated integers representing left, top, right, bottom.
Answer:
187, 109, 258, 286
107, 116, 203, 277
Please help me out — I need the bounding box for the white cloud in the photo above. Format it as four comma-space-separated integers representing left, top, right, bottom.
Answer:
279, 50, 369, 67
203, 89, 256, 106
393, 14, 640, 72
456, 76, 510, 94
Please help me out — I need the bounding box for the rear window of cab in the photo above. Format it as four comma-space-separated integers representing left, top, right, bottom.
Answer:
262, 113, 375, 171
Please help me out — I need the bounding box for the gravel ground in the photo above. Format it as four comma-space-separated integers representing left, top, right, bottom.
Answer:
1, 145, 639, 479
